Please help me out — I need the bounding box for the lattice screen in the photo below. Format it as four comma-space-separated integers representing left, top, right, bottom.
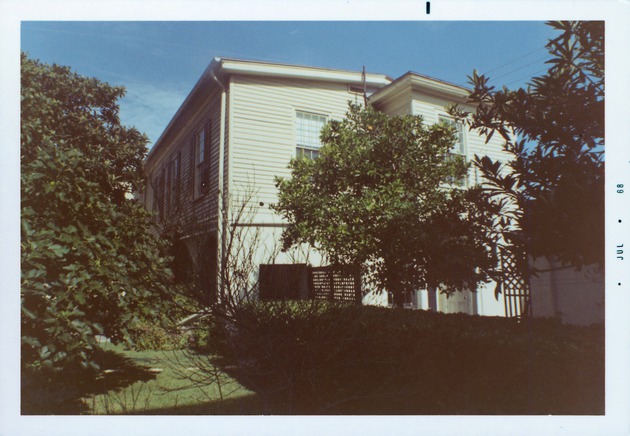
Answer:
500, 248, 532, 318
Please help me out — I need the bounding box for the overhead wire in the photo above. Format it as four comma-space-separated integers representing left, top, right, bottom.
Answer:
483, 45, 549, 75
504, 67, 549, 88
492, 55, 551, 81
477, 45, 551, 88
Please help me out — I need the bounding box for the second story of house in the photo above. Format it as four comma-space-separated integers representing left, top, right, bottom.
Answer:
143, 57, 512, 233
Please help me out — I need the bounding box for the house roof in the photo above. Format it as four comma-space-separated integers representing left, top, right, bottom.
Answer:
369, 71, 471, 106
217, 57, 393, 87
146, 58, 222, 166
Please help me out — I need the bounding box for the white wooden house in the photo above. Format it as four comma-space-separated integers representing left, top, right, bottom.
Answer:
144, 57, 598, 321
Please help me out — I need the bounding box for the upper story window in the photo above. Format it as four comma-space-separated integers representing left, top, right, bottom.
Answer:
193, 125, 209, 198
153, 171, 165, 219
439, 116, 465, 155
152, 175, 161, 215
169, 153, 180, 212
197, 129, 205, 165
296, 111, 327, 159
438, 115, 467, 186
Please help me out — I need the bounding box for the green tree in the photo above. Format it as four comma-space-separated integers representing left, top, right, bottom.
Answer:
21, 53, 175, 372
450, 21, 604, 269
274, 104, 498, 306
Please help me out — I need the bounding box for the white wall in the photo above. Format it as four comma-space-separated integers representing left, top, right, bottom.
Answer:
412, 282, 504, 316
529, 256, 604, 325
362, 290, 388, 307
228, 74, 363, 225
475, 281, 505, 316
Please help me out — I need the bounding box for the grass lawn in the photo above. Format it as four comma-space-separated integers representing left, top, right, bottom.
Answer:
22, 344, 266, 415
84, 344, 264, 415
22, 305, 604, 415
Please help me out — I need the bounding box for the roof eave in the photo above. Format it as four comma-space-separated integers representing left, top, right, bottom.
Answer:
370, 72, 471, 106
145, 57, 223, 167
219, 58, 392, 87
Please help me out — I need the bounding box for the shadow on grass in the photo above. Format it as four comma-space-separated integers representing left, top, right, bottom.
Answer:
125, 393, 270, 415
22, 348, 159, 415
218, 345, 605, 415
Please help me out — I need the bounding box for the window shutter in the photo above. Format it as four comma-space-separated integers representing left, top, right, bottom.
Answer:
152, 176, 159, 212
204, 122, 211, 161
189, 139, 195, 197
176, 151, 181, 210
158, 171, 165, 218
166, 163, 171, 215
202, 122, 211, 194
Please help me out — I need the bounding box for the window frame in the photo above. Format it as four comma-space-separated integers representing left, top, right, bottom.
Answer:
438, 115, 466, 156
156, 171, 165, 218
192, 124, 209, 199
152, 175, 160, 214
169, 152, 181, 213
295, 110, 328, 159
438, 114, 468, 187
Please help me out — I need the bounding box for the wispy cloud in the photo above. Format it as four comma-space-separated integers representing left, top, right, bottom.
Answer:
118, 81, 190, 149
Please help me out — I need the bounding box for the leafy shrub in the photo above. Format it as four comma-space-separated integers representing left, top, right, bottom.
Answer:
21, 53, 176, 374
126, 321, 186, 351
215, 302, 604, 414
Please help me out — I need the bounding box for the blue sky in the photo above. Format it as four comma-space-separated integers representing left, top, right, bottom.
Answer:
21, 21, 556, 148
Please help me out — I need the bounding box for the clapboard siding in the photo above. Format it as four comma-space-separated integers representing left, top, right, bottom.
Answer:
229, 75, 357, 223
227, 75, 514, 223
147, 68, 514, 236
408, 89, 513, 186
411, 92, 446, 121
145, 88, 222, 235
374, 91, 411, 116
466, 129, 512, 162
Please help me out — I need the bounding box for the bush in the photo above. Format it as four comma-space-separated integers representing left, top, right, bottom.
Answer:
212, 302, 604, 414
125, 288, 207, 352
125, 321, 187, 351
21, 53, 176, 373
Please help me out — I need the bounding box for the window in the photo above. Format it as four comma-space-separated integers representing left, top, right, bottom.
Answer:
296, 111, 327, 159
169, 153, 180, 212
439, 116, 465, 155
152, 176, 160, 213
193, 126, 209, 198
197, 129, 205, 164
153, 172, 165, 218
165, 164, 171, 213
439, 116, 467, 186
